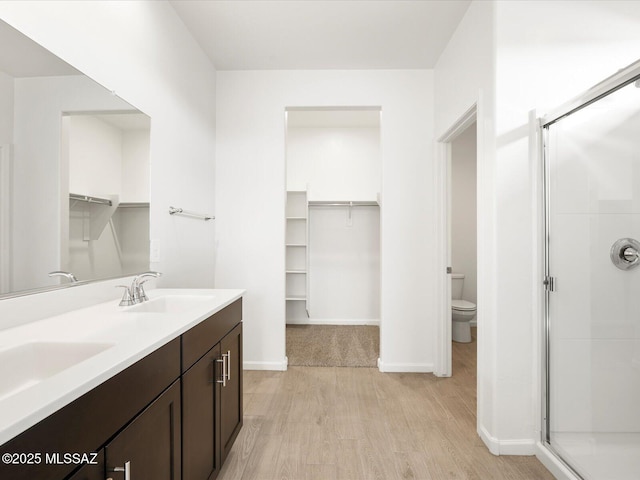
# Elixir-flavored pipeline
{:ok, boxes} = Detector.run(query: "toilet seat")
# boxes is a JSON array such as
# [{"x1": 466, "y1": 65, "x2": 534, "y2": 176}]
[{"x1": 452, "y1": 299, "x2": 476, "y2": 311}]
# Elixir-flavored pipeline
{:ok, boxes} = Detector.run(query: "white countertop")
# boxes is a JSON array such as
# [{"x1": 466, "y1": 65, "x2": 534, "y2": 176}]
[{"x1": 0, "y1": 288, "x2": 244, "y2": 446}]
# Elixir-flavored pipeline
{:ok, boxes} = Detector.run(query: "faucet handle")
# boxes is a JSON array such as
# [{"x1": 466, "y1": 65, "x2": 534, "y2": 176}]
[
  {"x1": 116, "y1": 285, "x2": 134, "y2": 307},
  {"x1": 137, "y1": 279, "x2": 153, "y2": 302},
  {"x1": 132, "y1": 272, "x2": 161, "y2": 303}
]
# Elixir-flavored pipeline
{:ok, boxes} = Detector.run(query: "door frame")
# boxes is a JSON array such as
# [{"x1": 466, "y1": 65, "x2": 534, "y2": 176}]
[
  {"x1": 0, "y1": 144, "x2": 11, "y2": 294},
  {"x1": 434, "y1": 104, "x2": 477, "y2": 377}
]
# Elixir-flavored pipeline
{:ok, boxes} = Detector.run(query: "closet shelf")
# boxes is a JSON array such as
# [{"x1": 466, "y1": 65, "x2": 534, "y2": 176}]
[{"x1": 286, "y1": 189, "x2": 308, "y2": 321}]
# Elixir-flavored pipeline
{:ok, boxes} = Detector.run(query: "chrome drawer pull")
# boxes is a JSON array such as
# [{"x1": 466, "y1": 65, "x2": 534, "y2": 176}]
[
  {"x1": 216, "y1": 354, "x2": 227, "y2": 387},
  {"x1": 110, "y1": 460, "x2": 131, "y2": 480}
]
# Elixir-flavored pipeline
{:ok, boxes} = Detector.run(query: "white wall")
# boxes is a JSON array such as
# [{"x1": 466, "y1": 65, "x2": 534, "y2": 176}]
[
  {"x1": 0, "y1": 0, "x2": 217, "y2": 299},
  {"x1": 307, "y1": 206, "x2": 380, "y2": 323},
  {"x1": 434, "y1": 0, "x2": 498, "y2": 453},
  {"x1": 436, "y1": 0, "x2": 640, "y2": 458},
  {"x1": 451, "y1": 122, "x2": 477, "y2": 306},
  {"x1": 492, "y1": 0, "x2": 640, "y2": 452},
  {"x1": 286, "y1": 126, "x2": 381, "y2": 201},
  {"x1": 121, "y1": 129, "x2": 150, "y2": 203},
  {"x1": 216, "y1": 70, "x2": 433, "y2": 371},
  {"x1": 68, "y1": 115, "x2": 123, "y2": 198}
]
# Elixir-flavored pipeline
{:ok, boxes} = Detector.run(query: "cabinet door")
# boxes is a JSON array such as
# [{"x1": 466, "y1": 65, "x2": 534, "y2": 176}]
[
  {"x1": 220, "y1": 323, "x2": 243, "y2": 463},
  {"x1": 66, "y1": 451, "x2": 104, "y2": 480},
  {"x1": 182, "y1": 343, "x2": 221, "y2": 480},
  {"x1": 105, "y1": 380, "x2": 181, "y2": 480}
]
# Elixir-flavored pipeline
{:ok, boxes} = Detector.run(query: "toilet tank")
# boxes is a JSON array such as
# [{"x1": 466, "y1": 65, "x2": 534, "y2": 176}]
[{"x1": 451, "y1": 273, "x2": 465, "y2": 300}]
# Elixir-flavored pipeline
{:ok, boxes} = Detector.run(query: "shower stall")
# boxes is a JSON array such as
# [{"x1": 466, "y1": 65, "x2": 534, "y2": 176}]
[{"x1": 542, "y1": 61, "x2": 640, "y2": 479}]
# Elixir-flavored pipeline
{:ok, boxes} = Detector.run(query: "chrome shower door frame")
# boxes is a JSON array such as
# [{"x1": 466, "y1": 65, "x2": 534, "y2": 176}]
[{"x1": 540, "y1": 58, "x2": 640, "y2": 480}]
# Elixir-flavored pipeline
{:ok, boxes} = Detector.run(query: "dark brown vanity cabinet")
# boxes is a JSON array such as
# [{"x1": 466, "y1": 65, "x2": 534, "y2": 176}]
[
  {"x1": 105, "y1": 380, "x2": 182, "y2": 480},
  {"x1": 182, "y1": 342, "x2": 222, "y2": 480},
  {"x1": 66, "y1": 452, "x2": 104, "y2": 480},
  {"x1": 182, "y1": 301, "x2": 243, "y2": 480},
  {"x1": 220, "y1": 323, "x2": 243, "y2": 464},
  {"x1": 0, "y1": 298, "x2": 243, "y2": 480}
]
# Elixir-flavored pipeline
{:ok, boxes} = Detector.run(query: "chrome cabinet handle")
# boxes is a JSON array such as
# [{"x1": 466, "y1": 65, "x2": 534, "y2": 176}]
[
  {"x1": 216, "y1": 354, "x2": 227, "y2": 387},
  {"x1": 216, "y1": 351, "x2": 231, "y2": 386},
  {"x1": 109, "y1": 460, "x2": 131, "y2": 480}
]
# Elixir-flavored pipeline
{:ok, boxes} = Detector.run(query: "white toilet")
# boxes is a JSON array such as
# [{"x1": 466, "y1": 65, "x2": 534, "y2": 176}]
[{"x1": 451, "y1": 273, "x2": 476, "y2": 343}]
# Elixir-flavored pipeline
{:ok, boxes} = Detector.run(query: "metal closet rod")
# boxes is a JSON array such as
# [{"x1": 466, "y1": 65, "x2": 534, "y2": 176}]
[
  {"x1": 308, "y1": 200, "x2": 379, "y2": 207},
  {"x1": 69, "y1": 193, "x2": 113, "y2": 206},
  {"x1": 169, "y1": 206, "x2": 215, "y2": 221}
]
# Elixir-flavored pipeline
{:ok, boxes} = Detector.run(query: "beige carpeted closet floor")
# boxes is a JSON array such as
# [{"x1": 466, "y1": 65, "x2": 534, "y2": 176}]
[{"x1": 286, "y1": 325, "x2": 379, "y2": 367}]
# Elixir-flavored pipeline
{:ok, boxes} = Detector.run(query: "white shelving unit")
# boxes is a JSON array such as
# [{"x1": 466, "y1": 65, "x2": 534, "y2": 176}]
[{"x1": 286, "y1": 190, "x2": 308, "y2": 322}]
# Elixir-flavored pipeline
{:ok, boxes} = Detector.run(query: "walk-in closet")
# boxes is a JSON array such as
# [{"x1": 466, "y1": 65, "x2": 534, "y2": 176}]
[{"x1": 285, "y1": 108, "x2": 381, "y2": 367}]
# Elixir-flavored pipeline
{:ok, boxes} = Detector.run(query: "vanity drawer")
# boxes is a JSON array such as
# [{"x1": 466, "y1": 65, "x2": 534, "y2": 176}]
[
  {"x1": 181, "y1": 298, "x2": 242, "y2": 373},
  {"x1": 0, "y1": 337, "x2": 180, "y2": 480}
]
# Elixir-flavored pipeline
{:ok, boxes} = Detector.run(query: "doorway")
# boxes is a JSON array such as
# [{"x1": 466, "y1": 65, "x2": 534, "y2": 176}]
[
  {"x1": 451, "y1": 121, "x2": 478, "y2": 354},
  {"x1": 284, "y1": 107, "x2": 381, "y2": 368},
  {"x1": 436, "y1": 105, "x2": 477, "y2": 377}
]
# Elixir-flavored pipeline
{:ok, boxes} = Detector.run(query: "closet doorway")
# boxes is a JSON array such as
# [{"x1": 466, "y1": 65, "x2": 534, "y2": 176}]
[{"x1": 284, "y1": 107, "x2": 381, "y2": 368}]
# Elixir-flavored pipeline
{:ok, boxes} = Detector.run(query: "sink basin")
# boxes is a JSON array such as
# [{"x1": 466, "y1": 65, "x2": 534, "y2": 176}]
[
  {"x1": 124, "y1": 295, "x2": 216, "y2": 314},
  {"x1": 0, "y1": 342, "x2": 113, "y2": 401}
]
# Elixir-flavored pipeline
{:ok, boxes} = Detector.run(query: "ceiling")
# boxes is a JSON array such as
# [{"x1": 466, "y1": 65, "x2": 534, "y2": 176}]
[
  {"x1": 90, "y1": 113, "x2": 151, "y2": 131},
  {"x1": 170, "y1": 0, "x2": 471, "y2": 70}
]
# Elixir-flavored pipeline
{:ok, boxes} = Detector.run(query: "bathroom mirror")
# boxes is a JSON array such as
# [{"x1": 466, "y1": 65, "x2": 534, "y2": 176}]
[{"x1": 0, "y1": 19, "x2": 151, "y2": 298}]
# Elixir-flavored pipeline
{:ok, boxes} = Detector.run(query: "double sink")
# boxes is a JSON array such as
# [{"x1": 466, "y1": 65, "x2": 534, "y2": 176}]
[{"x1": 0, "y1": 294, "x2": 216, "y2": 402}]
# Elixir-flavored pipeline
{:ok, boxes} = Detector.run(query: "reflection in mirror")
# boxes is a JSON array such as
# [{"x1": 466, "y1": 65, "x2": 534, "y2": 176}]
[
  {"x1": 63, "y1": 113, "x2": 150, "y2": 282},
  {"x1": 0, "y1": 20, "x2": 150, "y2": 298}
]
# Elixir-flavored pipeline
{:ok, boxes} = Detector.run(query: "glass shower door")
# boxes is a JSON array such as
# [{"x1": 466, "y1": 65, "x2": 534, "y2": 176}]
[{"x1": 544, "y1": 78, "x2": 640, "y2": 479}]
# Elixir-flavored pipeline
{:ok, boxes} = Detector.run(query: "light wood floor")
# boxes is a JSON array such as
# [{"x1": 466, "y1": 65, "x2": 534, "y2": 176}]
[{"x1": 219, "y1": 329, "x2": 554, "y2": 480}]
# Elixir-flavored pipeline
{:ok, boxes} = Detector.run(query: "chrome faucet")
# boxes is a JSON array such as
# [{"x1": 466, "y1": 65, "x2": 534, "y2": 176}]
[
  {"x1": 48, "y1": 271, "x2": 78, "y2": 283},
  {"x1": 117, "y1": 271, "x2": 162, "y2": 306},
  {"x1": 132, "y1": 271, "x2": 162, "y2": 303}
]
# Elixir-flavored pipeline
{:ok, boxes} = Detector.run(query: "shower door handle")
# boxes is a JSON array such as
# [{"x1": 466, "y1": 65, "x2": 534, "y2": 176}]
[
  {"x1": 622, "y1": 246, "x2": 638, "y2": 262},
  {"x1": 611, "y1": 238, "x2": 640, "y2": 270}
]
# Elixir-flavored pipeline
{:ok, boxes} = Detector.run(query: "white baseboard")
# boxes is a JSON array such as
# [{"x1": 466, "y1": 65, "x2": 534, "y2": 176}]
[
  {"x1": 535, "y1": 442, "x2": 581, "y2": 480},
  {"x1": 377, "y1": 358, "x2": 434, "y2": 373},
  {"x1": 286, "y1": 318, "x2": 380, "y2": 326},
  {"x1": 478, "y1": 425, "x2": 536, "y2": 456},
  {"x1": 243, "y1": 358, "x2": 288, "y2": 371}
]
